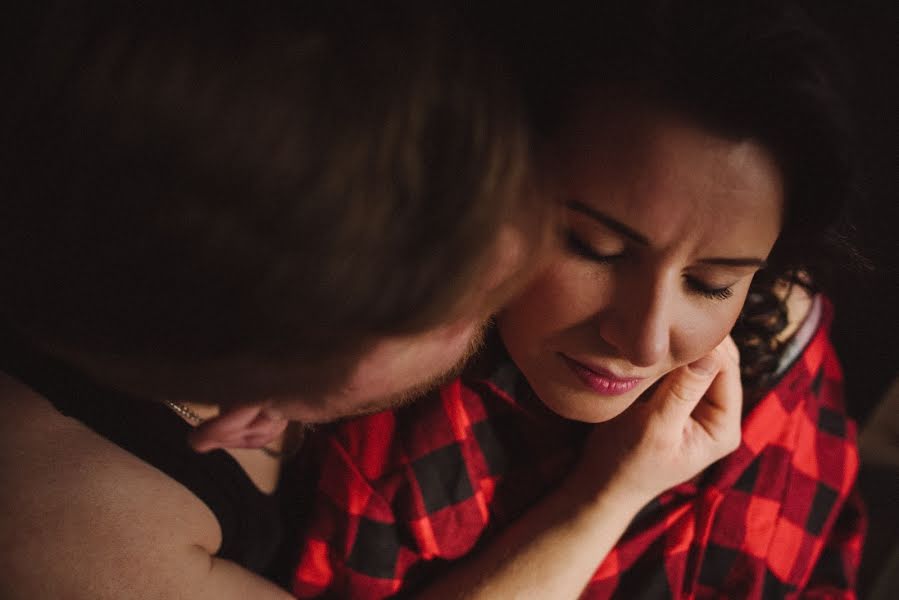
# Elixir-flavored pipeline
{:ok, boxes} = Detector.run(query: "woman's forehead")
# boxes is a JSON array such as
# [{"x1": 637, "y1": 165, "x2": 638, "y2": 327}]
[{"x1": 556, "y1": 106, "x2": 784, "y2": 255}]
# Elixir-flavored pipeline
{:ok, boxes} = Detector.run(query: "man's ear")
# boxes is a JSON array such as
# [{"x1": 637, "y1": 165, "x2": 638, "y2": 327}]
[{"x1": 187, "y1": 403, "x2": 288, "y2": 453}]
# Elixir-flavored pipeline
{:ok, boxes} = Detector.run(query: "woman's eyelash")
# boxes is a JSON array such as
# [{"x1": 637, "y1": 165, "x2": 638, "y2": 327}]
[
  {"x1": 565, "y1": 230, "x2": 735, "y2": 301},
  {"x1": 564, "y1": 231, "x2": 620, "y2": 263},
  {"x1": 686, "y1": 278, "x2": 734, "y2": 300}
]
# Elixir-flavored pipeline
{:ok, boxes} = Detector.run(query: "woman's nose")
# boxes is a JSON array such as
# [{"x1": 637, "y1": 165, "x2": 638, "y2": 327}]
[{"x1": 600, "y1": 279, "x2": 671, "y2": 367}]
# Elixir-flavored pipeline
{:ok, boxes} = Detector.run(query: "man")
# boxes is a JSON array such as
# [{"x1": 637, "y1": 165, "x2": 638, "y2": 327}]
[
  {"x1": 0, "y1": 2, "x2": 741, "y2": 598},
  {"x1": 0, "y1": 2, "x2": 544, "y2": 596}
]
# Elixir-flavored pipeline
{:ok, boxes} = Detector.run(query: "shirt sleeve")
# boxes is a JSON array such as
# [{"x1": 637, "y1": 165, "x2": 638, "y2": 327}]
[
  {"x1": 799, "y1": 485, "x2": 866, "y2": 599},
  {"x1": 793, "y1": 305, "x2": 867, "y2": 598}
]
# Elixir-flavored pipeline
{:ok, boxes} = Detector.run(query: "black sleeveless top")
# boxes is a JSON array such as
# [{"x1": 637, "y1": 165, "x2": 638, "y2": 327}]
[{"x1": 0, "y1": 326, "x2": 283, "y2": 574}]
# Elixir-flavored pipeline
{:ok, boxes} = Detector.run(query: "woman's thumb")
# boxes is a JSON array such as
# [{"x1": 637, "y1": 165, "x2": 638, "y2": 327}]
[{"x1": 648, "y1": 353, "x2": 721, "y2": 423}]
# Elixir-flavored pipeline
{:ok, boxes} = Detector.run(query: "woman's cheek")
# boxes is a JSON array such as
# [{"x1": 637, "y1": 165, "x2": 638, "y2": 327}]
[
  {"x1": 510, "y1": 261, "x2": 572, "y2": 313},
  {"x1": 500, "y1": 260, "x2": 609, "y2": 350},
  {"x1": 670, "y1": 294, "x2": 746, "y2": 368}
]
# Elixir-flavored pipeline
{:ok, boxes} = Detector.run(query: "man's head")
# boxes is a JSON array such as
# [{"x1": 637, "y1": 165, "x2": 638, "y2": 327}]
[{"x1": 0, "y1": 1, "x2": 549, "y2": 425}]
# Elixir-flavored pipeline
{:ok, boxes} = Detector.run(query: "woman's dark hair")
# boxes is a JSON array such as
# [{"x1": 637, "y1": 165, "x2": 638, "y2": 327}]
[
  {"x1": 500, "y1": 0, "x2": 859, "y2": 388},
  {"x1": 0, "y1": 1, "x2": 544, "y2": 392}
]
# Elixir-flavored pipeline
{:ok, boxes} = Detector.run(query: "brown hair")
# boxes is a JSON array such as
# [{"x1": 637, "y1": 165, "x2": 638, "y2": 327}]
[{"x1": 0, "y1": 1, "x2": 547, "y2": 391}]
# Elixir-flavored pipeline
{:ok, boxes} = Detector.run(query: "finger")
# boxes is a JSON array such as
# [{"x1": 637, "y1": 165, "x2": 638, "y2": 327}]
[
  {"x1": 647, "y1": 350, "x2": 722, "y2": 425},
  {"x1": 188, "y1": 404, "x2": 288, "y2": 453},
  {"x1": 693, "y1": 336, "x2": 740, "y2": 415},
  {"x1": 691, "y1": 337, "x2": 743, "y2": 445}
]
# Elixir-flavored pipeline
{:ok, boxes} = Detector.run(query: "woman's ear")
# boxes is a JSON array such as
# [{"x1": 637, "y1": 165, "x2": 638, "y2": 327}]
[{"x1": 187, "y1": 403, "x2": 288, "y2": 453}]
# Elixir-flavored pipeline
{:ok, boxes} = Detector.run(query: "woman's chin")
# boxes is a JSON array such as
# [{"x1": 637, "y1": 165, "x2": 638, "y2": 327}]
[{"x1": 537, "y1": 387, "x2": 638, "y2": 424}]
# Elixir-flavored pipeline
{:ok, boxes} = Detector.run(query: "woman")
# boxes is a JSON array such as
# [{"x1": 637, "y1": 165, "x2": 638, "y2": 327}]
[{"x1": 291, "y1": 1, "x2": 865, "y2": 597}]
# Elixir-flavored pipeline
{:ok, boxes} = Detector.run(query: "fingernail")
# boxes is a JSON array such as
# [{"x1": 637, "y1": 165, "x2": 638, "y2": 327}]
[{"x1": 688, "y1": 355, "x2": 718, "y2": 376}]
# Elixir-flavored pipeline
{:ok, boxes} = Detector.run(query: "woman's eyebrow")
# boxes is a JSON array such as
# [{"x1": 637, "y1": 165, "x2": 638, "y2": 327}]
[
  {"x1": 566, "y1": 199, "x2": 649, "y2": 245},
  {"x1": 567, "y1": 199, "x2": 768, "y2": 268},
  {"x1": 698, "y1": 257, "x2": 767, "y2": 268}
]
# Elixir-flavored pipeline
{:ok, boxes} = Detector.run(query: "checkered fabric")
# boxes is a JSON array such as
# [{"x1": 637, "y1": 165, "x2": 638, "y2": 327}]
[{"x1": 292, "y1": 298, "x2": 864, "y2": 598}]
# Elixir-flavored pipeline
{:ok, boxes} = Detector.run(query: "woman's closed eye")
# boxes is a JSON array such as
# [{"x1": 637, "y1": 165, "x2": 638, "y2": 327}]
[
  {"x1": 564, "y1": 230, "x2": 624, "y2": 264},
  {"x1": 565, "y1": 228, "x2": 738, "y2": 301},
  {"x1": 684, "y1": 276, "x2": 735, "y2": 301}
]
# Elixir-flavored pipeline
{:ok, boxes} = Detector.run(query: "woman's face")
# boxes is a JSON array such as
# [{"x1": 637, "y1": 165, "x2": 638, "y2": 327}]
[{"x1": 498, "y1": 104, "x2": 784, "y2": 423}]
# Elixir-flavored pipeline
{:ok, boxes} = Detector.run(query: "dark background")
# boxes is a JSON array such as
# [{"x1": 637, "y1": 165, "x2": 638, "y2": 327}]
[
  {"x1": 802, "y1": 1, "x2": 898, "y2": 594},
  {"x1": 802, "y1": 0, "x2": 898, "y2": 423}
]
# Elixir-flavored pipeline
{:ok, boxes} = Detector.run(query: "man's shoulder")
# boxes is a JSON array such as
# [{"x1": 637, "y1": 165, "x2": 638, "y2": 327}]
[{"x1": 0, "y1": 372, "x2": 222, "y2": 596}]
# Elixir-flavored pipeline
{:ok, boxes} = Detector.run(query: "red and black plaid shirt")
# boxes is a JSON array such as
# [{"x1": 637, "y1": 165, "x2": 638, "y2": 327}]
[{"x1": 292, "y1": 299, "x2": 865, "y2": 598}]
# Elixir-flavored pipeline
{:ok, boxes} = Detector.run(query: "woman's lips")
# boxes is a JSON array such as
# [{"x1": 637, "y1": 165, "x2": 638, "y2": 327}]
[{"x1": 559, "y1": 354, "x2": 644, "y2": 396}]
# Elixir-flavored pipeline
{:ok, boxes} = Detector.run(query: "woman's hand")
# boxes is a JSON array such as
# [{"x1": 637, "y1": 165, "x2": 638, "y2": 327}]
[
  {"x1": 418, "y1": 338, "x2": 741, "y2": 600},
  {"x1": 566, "y1": 336, "x2": 743, "y2": 507}
]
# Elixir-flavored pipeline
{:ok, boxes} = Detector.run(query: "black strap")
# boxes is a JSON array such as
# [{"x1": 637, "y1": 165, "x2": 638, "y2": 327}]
[{"x1": 0, "y1": 324, "x2": 282, "y2": 572}]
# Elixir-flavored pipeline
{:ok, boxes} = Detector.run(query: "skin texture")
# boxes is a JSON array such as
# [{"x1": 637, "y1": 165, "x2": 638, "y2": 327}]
[
  {"x1": 0, "y1": 372, "x2": 293, "y2": 600},
  {"x1": 499, "y1": 103, "x2": 784, "y2": 423}
]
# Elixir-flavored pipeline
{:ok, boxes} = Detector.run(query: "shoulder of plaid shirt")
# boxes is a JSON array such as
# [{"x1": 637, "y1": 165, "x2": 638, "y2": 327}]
[{"x1": 292, "y1": 291, "x2": 865, "y2": 599}]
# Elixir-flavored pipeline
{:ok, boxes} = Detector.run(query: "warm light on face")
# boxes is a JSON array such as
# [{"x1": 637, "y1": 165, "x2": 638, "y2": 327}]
[{"x1": 498, "y1": 104, "x2": 784, "y2": 423}]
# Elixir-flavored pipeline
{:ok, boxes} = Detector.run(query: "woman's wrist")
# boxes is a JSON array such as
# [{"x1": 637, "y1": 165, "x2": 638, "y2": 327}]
[{"x1": 559, "y1": 471, "x2": 650, "y2": 524}]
